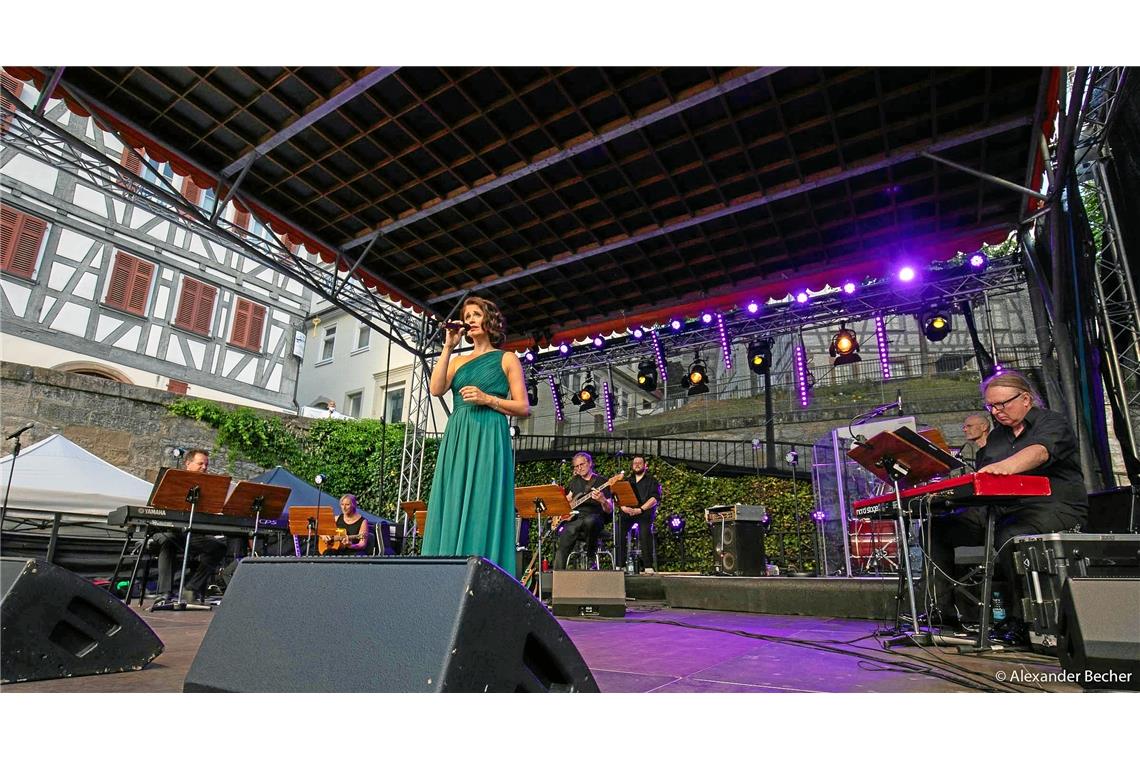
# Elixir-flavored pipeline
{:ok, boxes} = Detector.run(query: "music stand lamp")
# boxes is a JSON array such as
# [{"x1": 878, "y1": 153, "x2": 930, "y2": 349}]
[
  {"x1": 147, "y1": 468, "x2": 232, "y2": 611},
  {"x1": 514, "y1": 484, "x2": 573, "y2": 602},
  {"x1": 848, "y1": 426, "x2": 960, "y2": 645}
]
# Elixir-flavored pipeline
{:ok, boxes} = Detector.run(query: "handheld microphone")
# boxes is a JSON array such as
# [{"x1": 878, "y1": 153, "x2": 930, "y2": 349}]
[
  {"x1": 442, "y1": 321, "x2": 467, "y2": 332},
  {"x1": 6, "y1": 423, "x2": 34, "y2": 441}
]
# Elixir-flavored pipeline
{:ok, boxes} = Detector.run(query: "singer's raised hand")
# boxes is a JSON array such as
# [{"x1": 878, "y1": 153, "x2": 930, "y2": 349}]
[{"x1": 442, "y1": 323, "x2": 462, "y2": 351}]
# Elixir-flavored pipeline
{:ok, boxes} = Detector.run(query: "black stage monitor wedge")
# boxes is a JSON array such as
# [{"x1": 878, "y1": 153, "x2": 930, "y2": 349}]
[
  {"x1": 184, "y1": 556, "x2": 599, "y2": 693},
  {"x1": 1057, "y1": 577, "x2": 1140, "y2": 691},
  {"x1": 0, "y1": 558, "x2": 164, "y2": 684}
]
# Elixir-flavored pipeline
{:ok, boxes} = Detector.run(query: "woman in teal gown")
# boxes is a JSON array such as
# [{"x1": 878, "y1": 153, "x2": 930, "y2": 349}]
[{"x1": 421, "y1": 296, "x2": 529, "y2": 574}]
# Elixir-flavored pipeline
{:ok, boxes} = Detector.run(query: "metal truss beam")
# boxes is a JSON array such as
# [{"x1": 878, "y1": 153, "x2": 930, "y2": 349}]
[
  {"x1": 428, "y1": 115, "x2": 1033, "y2": 304},
  {"x1": 396, "y1": 315, "x2": 433, "y2": 536},
  {"x1": 223, "y1": 66, "x2": 400, "y2": 178},
  {"x1": 346, "y1": 67, "x2": 784, "y2": 250},
  {"x1": 1, "y1": 96, "x2": 427, "y2": 357},
  {"x1": 524, "y1": 260, "x2": 1028, "y2": 378}
]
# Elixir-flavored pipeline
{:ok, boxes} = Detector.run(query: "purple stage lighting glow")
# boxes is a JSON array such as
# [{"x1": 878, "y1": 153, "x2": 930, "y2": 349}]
[
  {"x1": 669, "y1": 318, "x2": 684, "y2": 332},
  {"x1": 603, "y1": 382, "x2": 614, "y2": 433},
  {"x1": 715, "y1": 313, "x2": 732, "y2": 372},
  {"x1": 558, "y1": 342, "x2": 570, "y2": 355},
  {"x1": 794, "y1": 341, "x2": 810, "y2": 407},
  {"x1": 795, "y1": 291, "x2": 809, "y2": 304},
  {"x1": 548, "y1": 376, "x2": 565, "y2": 422},
  {"x1": 649, "y1": 330, "x2": 668, "y2": 382},
  {"x1": 631, "y1": 326, "x2": 645, "y2": 340},
  {"x1": 898, "y1": 266, "x2": 916, "y2": 282},
  {"x1": 842, "y1": 282, "x2": 857, "y2": 295},
  {"x1": 592, "y1": 335, "x2": 605, "y2": 349},
  {"x1": 522, "y1": 347, "x2": 536, "y2": 363},
  {"x1": 875, "y1": 315, "x2": 891, "y2": 380},
  {"x1": 746, "y1": 301, "x2": 759, "y2": 315},
  {"x1": 811, "y1": 509, "x2": 827, "y2": 523},
  {"x1": 969, "y1": 252, "x2": 988, "y2": 269},
  {"x1": 700, "y1": 311, "x2": 714, "y2": 325}
]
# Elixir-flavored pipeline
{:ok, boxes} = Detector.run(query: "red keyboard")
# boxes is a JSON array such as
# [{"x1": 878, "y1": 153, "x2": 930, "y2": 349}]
[{"x1": 851, "y1": 472, "x2": 1052, "y2": 518}]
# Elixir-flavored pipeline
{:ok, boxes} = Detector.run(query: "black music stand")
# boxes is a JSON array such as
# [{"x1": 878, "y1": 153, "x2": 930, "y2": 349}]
[
  {"x1": 848, "y1": 427, "x2": 961, "y2": 645},
  {"x1": 610, "y1": 480, "x2": 642, "y2": 572},
  {"x1": 223, "y1": 481, "x2": 290, "y2": 558},
  {"x1": 146, "y1": 468, "x2": 231, "y2": 612},
  {"x1": 515, "y1": 485, "x2": 572, "y2": 602}
]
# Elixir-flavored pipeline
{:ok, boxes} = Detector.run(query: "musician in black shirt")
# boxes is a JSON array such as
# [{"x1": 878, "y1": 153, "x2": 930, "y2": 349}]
[
  {"x1": 927, "y1": 371, "x2": 1087, "y2": 642},
  {"x1": 554, "y1": 451, "x2": 614, "y2": 570},
  {"x1": 615, "y1": 456, "x2": 662, "y2": 572},
  {"x1": 150, "y1": 449, "x2": 227, "y2": 605}
]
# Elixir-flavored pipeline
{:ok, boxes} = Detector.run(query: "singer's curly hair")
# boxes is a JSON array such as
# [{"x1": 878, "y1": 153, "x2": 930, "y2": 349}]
[{"x1": 461, "y1": 296, "x2": 506, "y2": 347}]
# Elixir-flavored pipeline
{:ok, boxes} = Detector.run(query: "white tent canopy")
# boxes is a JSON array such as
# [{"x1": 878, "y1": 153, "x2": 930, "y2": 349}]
[{"x1": 0, "y1": 434, "x2": 152, "y2": 517}]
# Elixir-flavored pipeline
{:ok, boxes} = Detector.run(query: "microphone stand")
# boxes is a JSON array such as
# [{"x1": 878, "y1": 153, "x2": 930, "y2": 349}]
[
  {"x1": 533, "y1": 497, "x2": 547, "y2": 604},
  {"x1": 306, "y1": 517, "x2": 317, "y2": 556},
  {"x1": 249, "y1": 494, "x2": 265, "y2": 558},
  {"x1": 156, "y1": 485, "x2": 210, "y2": 611},
  {"x1": 1, "y1": 424, "x2": 35, "y2": 528}
]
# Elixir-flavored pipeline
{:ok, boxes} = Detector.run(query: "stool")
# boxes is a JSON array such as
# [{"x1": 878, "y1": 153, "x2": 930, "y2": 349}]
[{"x1": 566, "y1": 528, "x2": 616, "y2": 570}]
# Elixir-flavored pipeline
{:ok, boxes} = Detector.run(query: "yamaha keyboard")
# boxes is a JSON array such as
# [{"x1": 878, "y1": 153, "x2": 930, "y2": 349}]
[
  {"x1": 107, "y1": 505, "x2": 288, "y2": 535},
  {"x1": 851, "y1": 472, "x2": 1052, "y2": 518}
]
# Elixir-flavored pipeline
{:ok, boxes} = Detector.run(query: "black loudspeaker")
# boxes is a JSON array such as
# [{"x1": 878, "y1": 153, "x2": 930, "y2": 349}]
[
  {"x1": 552, "y1": 570, "x2": 626, "y2": 617},
  {"x1": 184, "y1": 556, "x2": 598, "y2": 692},
  {"x1": 1057, "y1": 578, "x2": 1140, "y2": 691},
  {"x1": 0, "y1": 557, "x2": 164, "y2": 684},
  {"x1": 713, "y1": 521, "x2": 766, "y2": 577}
]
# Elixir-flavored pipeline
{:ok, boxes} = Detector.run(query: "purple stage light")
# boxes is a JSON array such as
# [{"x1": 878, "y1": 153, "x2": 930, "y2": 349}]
[
  {"x1": 603, "y1": 382, "x2": 614, "y2": 433},
  {"x1": 794, "y1": 341, "x2": 810, "y2": 407},
  {"x1": 700, "y1": 311, "x2": 714, "y2": 325},
  {"x1": 669, "y1": 318, "x2": 684, "y2": 332},
  {"x1": 795, "y1": 292, "x2": 809, "y2": 304},
  {"x1": 968, "y1": 252, "x2": 988, "y2": 269},
  {"x1": 592, "y1": 335, "x2": 605, "y2": 349},
  {"x1": 631, "y1": 326, "x2": 645, "y2": 340},
  {"x1": 522, "y1": 347, "x2": 536, "y2": 363},
  {"x1": 715, "y1": 313, "x2": 732, "y2": 372},
  {"x1": 746, "y1": 301, "x2": 759, "y2": 315},
  {"x1": 898, "y1": 266, "x2": 916, "y2": 283},
  {"x1": 875, "y1": 315, "x2": 891, "y2": 380},
  {"x1": 548, "y1": 376, "x2": 565, "y2": 422},
  {"x1": 842, "y1": 282, "x2": 857, "y2": 295},
  {"x1": 649, "y1": 330, "x2": 668, "y2": 382},
  {"x1": 811, "y1": 509, "x2": 827, "y2": 523},
  {"x1": 558, "y1": 342, "x2": 570, "y2": 355}
]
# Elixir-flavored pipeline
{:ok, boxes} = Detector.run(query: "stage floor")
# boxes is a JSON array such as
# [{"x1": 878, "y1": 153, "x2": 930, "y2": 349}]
[{"x1": 1, "y1": 602, "x2": 1080, "y2": 693}]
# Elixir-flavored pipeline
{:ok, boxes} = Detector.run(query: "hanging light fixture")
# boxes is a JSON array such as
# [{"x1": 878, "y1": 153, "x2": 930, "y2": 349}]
[{"x1": 829, "y1": 322, "x2": 861, "y2": 366}]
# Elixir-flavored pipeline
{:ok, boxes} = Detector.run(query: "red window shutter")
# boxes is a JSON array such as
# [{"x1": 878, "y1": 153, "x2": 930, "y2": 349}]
[
  {"x1": 104, "y1": 251, "x2": 154, "y2": 316},
  {"x1": 167, "y1": 379, "x2": 188, "y2": 395},
  {"x1": 1, "y1": 207, "x2": 47, "y2": 279},
  {"x1": 233, "y1": 209, "x2": 250, "y2": 230},
  {"x1": 174, "y1": 278, "x2": 200, "y2": 330},
  {"x1": 193, "y1": 282, "x2": 216, "y2": 335},
  {"x1": 230, "y1": 298, "x2": 251, "y2": 347},
  {"x1": 120, "y1": 147, "x2": 143, "y2": 177},
  {"x1": 1, "y1": 72, "x2": 25, "y2": 134},
  {"x1": 246, "y1": 302, "x2": 266, "y2": 351},
  {"x1": 180, "y1": 176, "x2": 203, "y2": 205}
]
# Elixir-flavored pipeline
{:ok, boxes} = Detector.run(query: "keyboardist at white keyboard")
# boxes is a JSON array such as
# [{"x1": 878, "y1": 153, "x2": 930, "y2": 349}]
[{"x1": 926, "y1": 370, "x2": 1088, "y2": 645}]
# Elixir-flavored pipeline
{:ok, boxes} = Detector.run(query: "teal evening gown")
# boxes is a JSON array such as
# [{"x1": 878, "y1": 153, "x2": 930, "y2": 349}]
[{"x1": 421, "y1": 350, "x2": 517, "y2": 574}]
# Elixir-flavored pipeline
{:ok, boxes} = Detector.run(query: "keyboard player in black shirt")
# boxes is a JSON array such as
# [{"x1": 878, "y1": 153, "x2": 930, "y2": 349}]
[
  {"x1": 149, "y1": 449, "x2": 227, "y2": 606},
  {"x1": 927, "y1": 371, "x2": 1087, "y2": 644}
]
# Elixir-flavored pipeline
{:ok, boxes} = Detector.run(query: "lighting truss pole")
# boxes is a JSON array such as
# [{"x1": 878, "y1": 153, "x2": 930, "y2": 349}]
[{"x1": 397, "y1": 314, "x2": 434, "y2": 527}]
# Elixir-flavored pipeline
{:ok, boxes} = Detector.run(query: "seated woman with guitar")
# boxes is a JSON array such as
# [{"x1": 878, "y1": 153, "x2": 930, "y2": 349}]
[
  {"x1": 321, "y1": 494, "x2": 370, "y2": 556},
  {"x1": 553, "y1": 452, "x2": 622, "y2": 570}
]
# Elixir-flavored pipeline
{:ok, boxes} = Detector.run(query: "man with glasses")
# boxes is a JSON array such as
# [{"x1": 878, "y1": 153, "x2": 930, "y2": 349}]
[
  {"x1": 554, "y1": 452, "x2": 614, "y2": 570},
  {"x1": 926, "y1": 370, "x2": 1087, "y2": 644}
]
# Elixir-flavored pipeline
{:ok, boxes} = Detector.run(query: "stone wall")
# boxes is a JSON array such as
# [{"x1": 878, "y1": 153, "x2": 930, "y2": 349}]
[{"x1": 0, "y1": 362, "x2": 303, "y2": 482}]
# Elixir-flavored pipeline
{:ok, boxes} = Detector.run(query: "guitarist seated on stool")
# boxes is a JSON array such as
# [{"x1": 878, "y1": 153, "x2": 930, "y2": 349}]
[
  {"x1": 321, "y1": 494, "x2": 370, "y2": 556},
  {"x1": 554, "y1": 452, "x2": 614, "y2": 570}
]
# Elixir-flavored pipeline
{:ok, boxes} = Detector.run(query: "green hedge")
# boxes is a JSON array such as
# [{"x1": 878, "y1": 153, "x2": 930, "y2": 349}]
[{"x1": 169, "y1": 399, "x2": 814, "y2": 572}]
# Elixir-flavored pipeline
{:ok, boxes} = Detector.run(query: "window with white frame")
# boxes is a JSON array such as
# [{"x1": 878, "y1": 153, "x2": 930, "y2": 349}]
[
  {"x1": 320, "y1": 325, "x2": 336, "y2": 363},
  {"x1": 384, "y1": 386, "x2": 405, "y2": 424},
  {"x1": 346, "y1": 391, "x2": 363, "y2": 418},
  {"x1": 355, "y1": 323, "x2": 370, "y2": 351}
]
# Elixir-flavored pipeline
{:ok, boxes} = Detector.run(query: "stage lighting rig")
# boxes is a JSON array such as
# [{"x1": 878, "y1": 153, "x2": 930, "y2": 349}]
[
  {"x1": 681, "y1": 354, "x2": 709, "y2": 396},
  {"x1": 637, "y1": 360, "x2": 658, "y2": 392},
  {"x1": 920, "y1": 308, "x2": 953, "y2": 342},
  {"x1": 747, "y1": 339, "x2": 772, "y2": 376},
  {"x1": 829, "y1": 322, "x2": 861, "y2": 366},
  {"x1": 572, "y1": 373, "x2": 597, "y2": 412}
]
